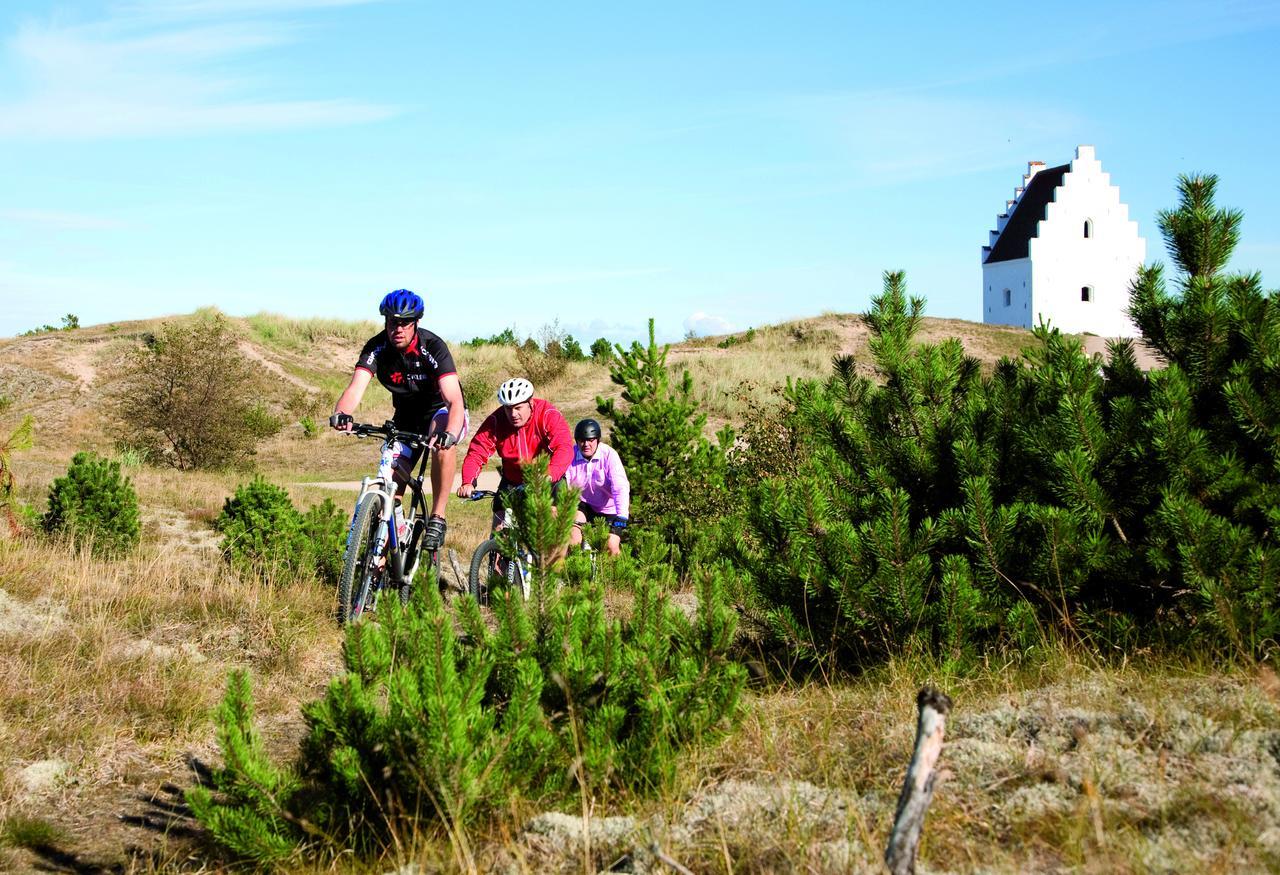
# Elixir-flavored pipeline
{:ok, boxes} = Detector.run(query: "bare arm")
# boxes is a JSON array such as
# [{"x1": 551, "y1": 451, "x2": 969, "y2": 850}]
[
  {"x1": 439, "y1": 373, "x2": 466, "y2": 437},
  {"x1": 332, "y1": 368, "x2": 373, "y2": 430}
]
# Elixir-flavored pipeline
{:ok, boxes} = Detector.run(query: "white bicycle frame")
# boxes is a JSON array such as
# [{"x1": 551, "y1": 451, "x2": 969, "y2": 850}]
[{"x1": 349, "y1": 438, "x2": 423, "y2": 586}]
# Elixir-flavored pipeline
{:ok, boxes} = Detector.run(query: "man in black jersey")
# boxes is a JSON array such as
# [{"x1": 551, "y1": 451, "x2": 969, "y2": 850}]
[{"x1": 330, "y1": 289, "x2": 467, "y2": 550}]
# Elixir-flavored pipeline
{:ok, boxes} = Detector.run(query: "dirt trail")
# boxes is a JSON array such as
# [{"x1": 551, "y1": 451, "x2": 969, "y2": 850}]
[
  {"x1": 237, "y1": 341, "x2": 317, "y2": 391},
  {"x1": 300, "y1": 470, "x2": 502, "y2": 492}
]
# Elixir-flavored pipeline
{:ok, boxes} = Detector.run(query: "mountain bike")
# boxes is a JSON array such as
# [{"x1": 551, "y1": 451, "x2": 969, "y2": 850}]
[
  {"x1": 465, "y1": 489, "x2": 534, "y2": 605},
  {"x1": 337, "y1": 420, "x2": 443, "y2": 624}
]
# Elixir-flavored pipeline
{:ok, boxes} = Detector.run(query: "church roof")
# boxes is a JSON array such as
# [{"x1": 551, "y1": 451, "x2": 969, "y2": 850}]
[{"x1": 984, "y1": 163, "x2": 1069, "y2": 263}]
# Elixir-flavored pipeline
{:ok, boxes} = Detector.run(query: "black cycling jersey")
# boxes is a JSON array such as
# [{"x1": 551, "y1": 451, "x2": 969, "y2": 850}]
[{"x1": 355, "y1": 328, "x2": 457, "y2": 427}]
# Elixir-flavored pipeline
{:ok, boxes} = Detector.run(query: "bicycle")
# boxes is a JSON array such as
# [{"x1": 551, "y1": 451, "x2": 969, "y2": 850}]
[
  {"x1": 464, "y1": 489, "x2": 534, "y2": 605},
  {"x1": 336, "y1": 420, "x2": 443, "y2": 624}
]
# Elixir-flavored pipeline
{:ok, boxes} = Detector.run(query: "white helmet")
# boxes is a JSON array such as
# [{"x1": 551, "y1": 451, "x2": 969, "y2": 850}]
[{"x1": 497, "y1": 377, "x2": 534, "y2": 406}]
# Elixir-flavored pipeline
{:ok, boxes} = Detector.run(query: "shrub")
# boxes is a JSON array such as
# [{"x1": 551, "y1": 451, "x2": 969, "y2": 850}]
[
  {"x1": 562, "y1": 334, "x2": 586, "y2": 361},
  {"x1": 1126, "y1": 174, "x2": 1280, "y2": 655},
  {"x1": 590, "y1": 337, "x2": 613, "y2": 362},
  {"x1": 717, "y1": 327, "x2": 756, "y2": 349},
  {"x1": 189, "y1": 463, "x2": 745, "y2": 866},
  {"x1": 215, "y1": 478, "x2": 303, "y2": 576},
  {"x1": 1, "y1": 416, "x2": 34, "y2": 535},
  {"x1": 465, "y1": 326, "x2": 519, "y2": 347},
  {"x1": 116, "y1": 314, "x2": 272, "y2": 470},
  {"x1": 302, "y1": 498, "x2": 346, "y2": 585},
  {"x1": 515, "y1": 338, "x2": 568, "y2": 386},
  {"x1": 729, "y1": 177, "x2": 1280, "y2": 666},
  {"x1": 42, "y1": 451, "x2": 140, "y2": 558},
  {"x1": 597, "y1": 319, "x2": 732, "y2": 571},
  {"x1": 215, "y1": 479, "x2": 346, "y2": 583},
  {"x1": 460, "y1": 369, "x2": 499, "y2": 410}
]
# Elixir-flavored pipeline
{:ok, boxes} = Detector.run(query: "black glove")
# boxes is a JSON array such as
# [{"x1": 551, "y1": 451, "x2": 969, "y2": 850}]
[
  {"x1": 610, "y1": 516, "x2": 628, "y2": 530},
  {"x1": 329, "y1": 412, "x2": 353, "y2": 429},
  {"x1": 431, "y1": 429, "x2": 458, "y2": 450}
]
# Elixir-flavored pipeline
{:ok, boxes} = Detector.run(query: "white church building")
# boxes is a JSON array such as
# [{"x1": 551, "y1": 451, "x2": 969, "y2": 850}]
[{"x1": 982, "y1": 145, "x2": 1146, "y2": 337}]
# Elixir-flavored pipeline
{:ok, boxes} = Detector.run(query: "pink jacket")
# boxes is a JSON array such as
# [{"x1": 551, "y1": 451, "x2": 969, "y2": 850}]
[{"x1": 565, "y1": 443, "x2": 630, "y2": 517}]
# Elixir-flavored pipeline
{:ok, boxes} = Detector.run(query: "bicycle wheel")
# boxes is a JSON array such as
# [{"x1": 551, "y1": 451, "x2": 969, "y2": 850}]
[
  {"x1": 468, "y1": 539, "x2": 506, "y2": 605},
  {"x1": 337, "y1": 491, "x2": 384, "y2": 625}
]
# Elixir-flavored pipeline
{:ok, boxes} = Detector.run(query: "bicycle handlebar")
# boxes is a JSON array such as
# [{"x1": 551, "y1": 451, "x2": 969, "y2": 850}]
[
  {"x1": 345, "y1": 420, "x2": 433, "y2": 448},
  {"x1": 463, "y1": 485, "x2": 526, "y2": 501}
]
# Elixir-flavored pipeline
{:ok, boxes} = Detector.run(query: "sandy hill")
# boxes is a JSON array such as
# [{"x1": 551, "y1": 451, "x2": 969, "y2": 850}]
[{"x1": 0, "y1": 308, "x2": 1045, "y2": 459}]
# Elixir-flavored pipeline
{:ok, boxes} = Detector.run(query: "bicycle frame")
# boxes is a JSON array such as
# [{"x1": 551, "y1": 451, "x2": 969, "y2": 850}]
[{"x1": 347, "y1": 422, "x2": 438, "y2": 585}]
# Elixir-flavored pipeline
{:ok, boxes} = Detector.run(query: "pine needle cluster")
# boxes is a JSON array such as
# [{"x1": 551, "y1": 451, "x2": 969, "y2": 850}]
[{"x1": 189, "y1": 463, "x2": 745, "y2": 867}]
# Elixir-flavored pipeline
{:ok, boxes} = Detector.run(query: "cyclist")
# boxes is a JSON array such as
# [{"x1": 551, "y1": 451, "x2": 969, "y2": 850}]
[
  {"x1": 565, "y1": 418, "x2": 630, "y2": 556},
  {"x1": 330, "y1": 289, "x2": 467, "y2": 550},
  {"x1": 457, "y1": 377, "x2": 574, "y2": 530}
]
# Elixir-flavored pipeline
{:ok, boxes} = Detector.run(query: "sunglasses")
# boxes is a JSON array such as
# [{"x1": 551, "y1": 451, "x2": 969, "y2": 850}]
[{"x1": 387, "y1": 317, "x2": 416, "y2": 328}]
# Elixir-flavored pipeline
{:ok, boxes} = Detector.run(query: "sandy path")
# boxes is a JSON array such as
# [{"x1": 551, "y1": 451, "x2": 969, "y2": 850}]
[{"x1": 301, "y1": 470, "x2": 502, "y2": 492}]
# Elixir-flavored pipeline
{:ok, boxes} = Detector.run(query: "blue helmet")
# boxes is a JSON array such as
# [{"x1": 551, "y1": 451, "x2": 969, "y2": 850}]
[{"x1": 379, "y1": 289, "x2": 424, "y2": 320}]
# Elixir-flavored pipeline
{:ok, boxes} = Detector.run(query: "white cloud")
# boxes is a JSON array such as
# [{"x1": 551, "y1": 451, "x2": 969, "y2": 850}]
[
  {"x1": 0, "y1": 3, "x2": 395, "y2": 140},
  {"x1": 683, "y1": 311, "x2": 733, "y2": 337}
]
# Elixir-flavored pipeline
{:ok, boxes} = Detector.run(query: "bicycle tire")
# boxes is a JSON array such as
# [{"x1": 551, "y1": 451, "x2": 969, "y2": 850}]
[
  {"x1": 337, "y1": 491, "x2": 384, "y2": 625},
  {"x1": 468, "y1": 539, "x2": 505, "y2": 605}
]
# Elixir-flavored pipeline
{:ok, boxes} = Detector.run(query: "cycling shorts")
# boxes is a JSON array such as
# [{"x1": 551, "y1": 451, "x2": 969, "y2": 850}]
[
  {"x1": 384, "y1": 407, "x2": 470, "y2": 484},
  {"x1": 576, "y1": 501, "x2": 620, "y2": 528}
]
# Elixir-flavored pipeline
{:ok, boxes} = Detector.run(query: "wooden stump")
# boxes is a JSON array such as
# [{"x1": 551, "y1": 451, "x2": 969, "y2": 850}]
[{"x1": 884, "y1": 686, "x2": 952, "y2": 875}]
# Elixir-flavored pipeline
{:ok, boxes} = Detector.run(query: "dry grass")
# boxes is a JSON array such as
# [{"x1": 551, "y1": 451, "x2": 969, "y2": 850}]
[
  {"x1": 243, "y1": 311, "x2": 380, "y2": 354},
  {"x1": 438, "y1": 652, "x2": 1280, "y2": 874},
  {"x1": 7, "y1": 308, "x2": 1237, "y2": 873}
]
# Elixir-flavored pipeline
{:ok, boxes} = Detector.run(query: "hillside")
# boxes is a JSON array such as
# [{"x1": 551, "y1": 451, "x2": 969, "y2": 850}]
[
  {"x1": 6, "y1": 311, "x2": 1268, "y2": 875},
  {"x1": 0, "y1": 308, "x2": 1040, "y2": 468}
]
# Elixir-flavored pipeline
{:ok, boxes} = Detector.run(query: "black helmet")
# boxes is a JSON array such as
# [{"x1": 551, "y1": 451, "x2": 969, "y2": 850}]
[{"x1": 574, "y1": 418, "x2": 602, "y2": 441}]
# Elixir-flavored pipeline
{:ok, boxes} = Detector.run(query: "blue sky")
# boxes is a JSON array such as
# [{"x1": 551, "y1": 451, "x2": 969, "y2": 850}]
[{"x1": 2, "y1": 0, "x2": 1279, "y2": 344}]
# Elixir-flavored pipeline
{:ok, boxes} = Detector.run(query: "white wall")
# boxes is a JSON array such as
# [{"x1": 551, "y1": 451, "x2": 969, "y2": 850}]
[
  {"x1": 982, "y1": 258, "x2": 1033, "y2": 329},
  {"x1": 1027, "y1": 145, "x2": 1146, "y2": 337}
]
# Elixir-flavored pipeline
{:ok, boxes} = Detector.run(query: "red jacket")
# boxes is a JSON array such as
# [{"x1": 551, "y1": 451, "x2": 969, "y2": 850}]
[{"x1": 460, "y1": 398, "x2": 575, "y2": 485}]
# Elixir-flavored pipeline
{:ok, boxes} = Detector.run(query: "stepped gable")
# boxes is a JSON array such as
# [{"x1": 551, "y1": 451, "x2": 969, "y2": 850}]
[{"x1": 984, "y1": 163, "x2": 1069, "y2": 263}]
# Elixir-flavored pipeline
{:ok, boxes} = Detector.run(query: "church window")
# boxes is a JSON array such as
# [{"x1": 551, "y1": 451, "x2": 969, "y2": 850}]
[
  {"x1": 1003, "y1": 288, "x2": 1012, "y2": 307},
  {"x1": 1081, "y1": 286, "x2": 1093, "y2": 302},
  {"x1": 1084, "y1": 219, "x2": 1093, "y2": 238}
]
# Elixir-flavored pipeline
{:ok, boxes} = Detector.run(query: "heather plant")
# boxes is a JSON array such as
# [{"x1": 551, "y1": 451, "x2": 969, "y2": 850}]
[
  {"x1": 189, "y1": 463, "x2": 745, "y2": 867},
  {"x1": 42, "y1": 451, "x2": 141, "y2": 558}
]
